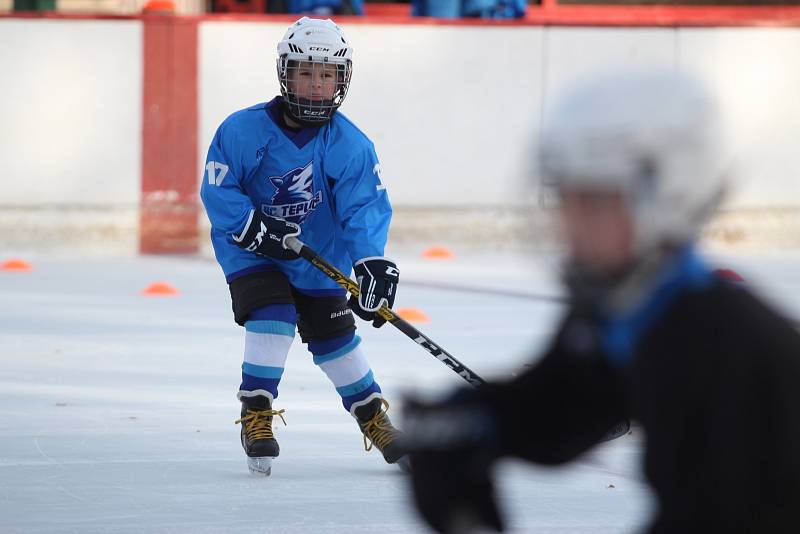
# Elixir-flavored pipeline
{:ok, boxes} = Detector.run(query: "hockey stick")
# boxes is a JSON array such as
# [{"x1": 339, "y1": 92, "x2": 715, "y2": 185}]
[
  {"x1": 284, "y1": 236, "x2": 629, "y2": 442},
  {"x1": 284, "y1": 236, "x2": 486, "y2": 388}
]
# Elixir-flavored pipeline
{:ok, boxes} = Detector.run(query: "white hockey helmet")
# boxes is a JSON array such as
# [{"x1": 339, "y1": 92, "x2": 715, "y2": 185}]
[
  {"x1": 539, "y1": 69, "x2": 729, "y2": 257},
  {"x1": 276, "y1": 17, "x2": 353, "y2": 126}
]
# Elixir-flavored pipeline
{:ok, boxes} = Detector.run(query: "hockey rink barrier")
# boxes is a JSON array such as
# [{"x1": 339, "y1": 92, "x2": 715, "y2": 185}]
[{"x1": 2, "y1": 9, "x2": 800, "y2": 253}]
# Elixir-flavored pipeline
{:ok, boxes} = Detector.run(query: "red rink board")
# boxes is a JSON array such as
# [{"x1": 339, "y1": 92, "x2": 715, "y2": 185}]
[{"x1": 140, "y1": 15, "x2": 199, "y2": 254}]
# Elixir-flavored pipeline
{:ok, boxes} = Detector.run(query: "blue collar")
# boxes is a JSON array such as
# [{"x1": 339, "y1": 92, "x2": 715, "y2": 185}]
[{"x1": 601, "y1": 246, "x2": 713, "y2": 367}]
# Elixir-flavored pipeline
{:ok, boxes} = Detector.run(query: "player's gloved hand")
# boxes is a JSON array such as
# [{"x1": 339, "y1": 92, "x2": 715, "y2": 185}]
[
  {"x1": 348, "y1": 257, "x2": 399, "y2": 328},
  {"x1": 233, "y1": 210, "x2": 300, "y2": 260},
  {"x1": 401, "y1": 391, "x2": 504, "y2": 533}
]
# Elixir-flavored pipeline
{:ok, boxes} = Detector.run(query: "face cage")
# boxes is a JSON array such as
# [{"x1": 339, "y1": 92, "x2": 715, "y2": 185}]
[{"x1": 277, "y1": 57, "x2": 352, "y2": 125}]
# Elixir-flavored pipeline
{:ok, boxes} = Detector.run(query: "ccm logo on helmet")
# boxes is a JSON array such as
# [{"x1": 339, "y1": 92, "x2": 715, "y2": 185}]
[{"x1": 309, "y1": 46, "x2": 330, "y2": 52}]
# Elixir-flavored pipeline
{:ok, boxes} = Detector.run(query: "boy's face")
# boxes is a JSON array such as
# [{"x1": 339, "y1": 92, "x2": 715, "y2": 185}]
[
  {"x1": 558, "y1": 188, "x2": 635, "y2": 275},
  {"x1": 286, "y1": 61, "x2": 339, "y2": 101}
]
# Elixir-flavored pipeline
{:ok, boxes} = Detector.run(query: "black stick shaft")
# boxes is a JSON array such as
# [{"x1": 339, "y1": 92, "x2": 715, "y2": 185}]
[
  {"x1": 283, "y1": 237, "x2": 633, "y2": 442},
  {"x1": 285, "y1": 237, "x2": 486, "y2": 387}
]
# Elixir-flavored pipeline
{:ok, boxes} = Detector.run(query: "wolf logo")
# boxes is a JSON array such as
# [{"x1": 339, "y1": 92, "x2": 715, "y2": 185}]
[{"x1": 263, "y1": 162, "x2": 323, "y2": 224}]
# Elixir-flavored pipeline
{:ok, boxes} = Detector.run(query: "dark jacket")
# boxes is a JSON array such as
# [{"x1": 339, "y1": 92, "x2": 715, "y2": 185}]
[{"x1": 478, "y1": 263, "x2": 800, "y2": 533}]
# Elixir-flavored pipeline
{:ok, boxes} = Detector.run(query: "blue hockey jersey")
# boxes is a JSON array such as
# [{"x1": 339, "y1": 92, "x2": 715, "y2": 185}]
[{"x1": 200, "y1": 98, "x2": 392, "y2": 294}]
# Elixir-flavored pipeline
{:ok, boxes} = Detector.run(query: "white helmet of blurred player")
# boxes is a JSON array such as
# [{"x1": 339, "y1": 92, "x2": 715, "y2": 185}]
[
  {"x1": 539, "y1": 69, "x2": 728, "y2": 259},
  {"x1": 276, "y1": 17, "x2": 353, "y2": 126}
]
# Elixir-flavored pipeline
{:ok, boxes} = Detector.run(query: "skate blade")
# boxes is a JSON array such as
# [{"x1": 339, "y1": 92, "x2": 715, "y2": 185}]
[{"x1": 247, "y1": 456, "x2": 274, "y2": 476}]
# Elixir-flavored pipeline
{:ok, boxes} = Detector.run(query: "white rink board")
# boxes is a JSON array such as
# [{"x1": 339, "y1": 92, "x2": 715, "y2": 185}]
[
  {"x1": 199, "y1": 22, "x2": 545, "y2": 206},
  {"x1": 0, "y1": 18, "x2": 142, "y2": 206},
  {"x1": 677, "y1": 28, "x2": 800, "y2": 209},
  {"x1": 199, "y1": 22, "x2": 800, "y2": 209},
  {"x1": 0, "y1": 18, "x2": 798, "y2": 249}
]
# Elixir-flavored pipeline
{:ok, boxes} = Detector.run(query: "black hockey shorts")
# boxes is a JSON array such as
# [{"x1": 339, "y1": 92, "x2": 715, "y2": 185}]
[{"x1": 228, "y1": 270, "x2": 355, "y2": 343}]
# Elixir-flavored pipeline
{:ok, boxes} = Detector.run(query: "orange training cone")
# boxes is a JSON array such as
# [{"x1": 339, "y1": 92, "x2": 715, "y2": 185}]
[
  {"x1": 142, "y1": 0, "x2": 176, "y2": 13},
  {"x1": 396, "y1": 307, "x2": 431, "y2": 323},
  {"x1": 141, "y1": 282, "x2": 179, "y2": 296},
  {"x1": 1, "y1": 258, "x2": 33, "y2": 272},
  {"x1": 422, "y1": 246, "x2": 455, "y2": 260}
]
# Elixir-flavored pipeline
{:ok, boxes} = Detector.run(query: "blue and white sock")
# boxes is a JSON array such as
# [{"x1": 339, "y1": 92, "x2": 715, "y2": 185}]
[
  {"x1": 309, "y1": 332, "x2": 381, "y2": 412},
  {"x1": 238, "y1": 304, "x2": 296, "y2": 400}
]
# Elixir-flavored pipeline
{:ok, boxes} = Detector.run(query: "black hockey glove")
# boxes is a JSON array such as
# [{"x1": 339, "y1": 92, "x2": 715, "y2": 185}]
[
  {"x1": 233, "y1": 210, "x2": 300, "y2": 261},
  {"x1": 402, "y1": 391, "x2": 504, "y2": 533},
  {"x1": 348, "y1": 257, "x2": 399, "y2": 328}
]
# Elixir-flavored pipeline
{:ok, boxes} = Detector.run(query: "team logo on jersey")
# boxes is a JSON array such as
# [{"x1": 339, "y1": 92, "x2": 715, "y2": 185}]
[{"x1": 262, "y1": 162, "x2": 322, "y2": 224}]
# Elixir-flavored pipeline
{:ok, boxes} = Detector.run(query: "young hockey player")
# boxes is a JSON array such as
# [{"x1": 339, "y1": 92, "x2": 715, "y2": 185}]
[
  {"x1": 200, "y1": 17, "x2": 406, "y2": 476},
  {"x1": 403, "y1": 70, "x2": 800, "y2": 532}
]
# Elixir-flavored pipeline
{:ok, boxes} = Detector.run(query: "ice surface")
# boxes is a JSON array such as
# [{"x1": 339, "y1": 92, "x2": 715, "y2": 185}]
[{"x1": 2, "y1": 247, "x2": 798, "y2": 533}]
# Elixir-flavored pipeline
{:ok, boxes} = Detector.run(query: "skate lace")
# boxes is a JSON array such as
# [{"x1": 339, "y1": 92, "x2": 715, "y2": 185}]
[
  {"x1": 235, "y1": 409, "x2": 287, "y2": 441},
  {"x1": 360, "y1": 399, "x2": 399, "y2": 453}
]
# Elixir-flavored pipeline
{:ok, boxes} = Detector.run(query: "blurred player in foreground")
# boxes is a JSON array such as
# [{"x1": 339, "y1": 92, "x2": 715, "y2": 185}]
[
  {"x1": 403, "y1": 70, "x2": 800, "y2": 532},
  {"x1": 201, "y1": 17, "x2": 406, "y2": 476}
]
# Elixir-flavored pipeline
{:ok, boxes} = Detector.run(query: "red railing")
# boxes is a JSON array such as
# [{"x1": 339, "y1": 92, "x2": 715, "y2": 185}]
[
  {"x1": 362, "y1": 1, "x2": 800, "y2": 26},
  {"x1": 4, "y1": 3, "x2": 800, "y2": 26}
]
